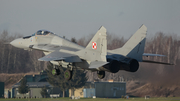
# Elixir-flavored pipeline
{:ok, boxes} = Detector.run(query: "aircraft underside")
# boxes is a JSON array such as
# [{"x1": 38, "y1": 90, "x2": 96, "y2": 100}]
[{"x1": 50, "y1": 57, "x2": 139, "y2": 80}]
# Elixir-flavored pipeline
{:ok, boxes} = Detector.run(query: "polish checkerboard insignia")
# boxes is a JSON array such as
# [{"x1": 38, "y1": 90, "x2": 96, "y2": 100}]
[{"x1": 92, "y1": 42, "x2": 97, "y2": 49}]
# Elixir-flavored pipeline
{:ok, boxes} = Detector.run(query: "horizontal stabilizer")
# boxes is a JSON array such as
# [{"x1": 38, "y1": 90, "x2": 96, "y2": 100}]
[
  {"x1": 38, "y1": 51, "x2": 82, "y2": 62},
  {"x1": 142, "y1": 60, "x2": 173, "y2": 65},
  {"x1": 143, "y1": 53, "x2": 166, "y2": 57},
  {"x1": 89, "y1": 61, "x2": 108, "y2": 69}
]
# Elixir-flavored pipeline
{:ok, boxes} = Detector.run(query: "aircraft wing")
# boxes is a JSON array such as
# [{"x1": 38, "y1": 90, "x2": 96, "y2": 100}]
[
  {"x1": 143, "y1": 53, "x2": 166, "y2": 57},
  {"x1": 38, "y1": 51, "x2": 82, "y2": 62}
]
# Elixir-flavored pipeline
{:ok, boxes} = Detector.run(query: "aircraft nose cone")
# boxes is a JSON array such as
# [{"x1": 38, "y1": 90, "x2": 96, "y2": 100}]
[{"x1": 10, "y1": 38, "x2": 22, "y2": 48}]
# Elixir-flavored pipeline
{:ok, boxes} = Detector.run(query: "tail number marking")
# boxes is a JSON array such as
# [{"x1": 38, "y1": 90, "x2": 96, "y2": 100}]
[{"x1": 92, "y1": 42, "x2": 97, "y2": 50}]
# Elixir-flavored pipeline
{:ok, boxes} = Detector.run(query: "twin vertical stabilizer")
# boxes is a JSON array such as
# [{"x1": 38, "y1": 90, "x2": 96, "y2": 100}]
[
  {"x1": 77, "y1": 26, "x2": 107, "y2": 62},
  {"x1": 111, "y1": 25, "x2": 147, "y2": 61}
]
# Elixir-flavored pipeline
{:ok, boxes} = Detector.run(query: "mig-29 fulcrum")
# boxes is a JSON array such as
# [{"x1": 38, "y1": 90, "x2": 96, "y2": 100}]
[{"x1": 10, "y1": 25, "x2": 172, "y2": 80}]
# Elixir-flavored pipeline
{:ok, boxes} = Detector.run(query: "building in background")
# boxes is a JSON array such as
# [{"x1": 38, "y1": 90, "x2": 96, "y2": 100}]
[
  {"x1": 10, "y1": 71, "x2": 126, "y2": 98},
  {"x1": 4, "y1": 89, "x2": 11, "y2": 98},
  {"x1": 12, "y1": 82, "x2": 51, "y2": 98},
  {"x1": 11, "y1": 71, "x2": 68, "y2": 98},
  {"x1": 69, "y1": 80, "x2": 126, "y2": 98},
  {"x1": 69, "y1": 82, "x2": 95, "y2": 98},
  {"x1": 95, "y1": 82, "x2": 126, "y2": 98},
  {"x1": 0, "y1": 82, "x2": 4, "y2": 98}
]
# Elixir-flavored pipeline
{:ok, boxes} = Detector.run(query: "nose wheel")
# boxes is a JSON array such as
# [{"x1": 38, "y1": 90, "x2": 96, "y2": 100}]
[{"x1": 97, "y1": 71, "x2": 105, "y2": 79}]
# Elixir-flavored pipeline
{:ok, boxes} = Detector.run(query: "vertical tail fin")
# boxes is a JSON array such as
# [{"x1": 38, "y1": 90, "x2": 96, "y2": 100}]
[
  {"x1": 86, "y1": 26, "x2": 107, "y2": 52},
  {"x1": 112, "y1": 24, "x2": 147, "y2": 61},
  {"x1": 77, "y1": 26, "x2": 107, "y2": 62},
  {"x1": 86, "y1": 26, "x2": 107, "y2": 62}
]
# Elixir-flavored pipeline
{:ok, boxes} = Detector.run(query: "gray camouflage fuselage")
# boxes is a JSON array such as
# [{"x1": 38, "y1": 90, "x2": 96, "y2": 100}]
[{"x1": 10, "y1": 25, "x2": 170, "y2": 75}]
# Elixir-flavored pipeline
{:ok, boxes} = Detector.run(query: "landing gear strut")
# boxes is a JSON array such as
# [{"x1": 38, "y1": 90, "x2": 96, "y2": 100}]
[{"x1": 97, "y1": 71, "x2": 105, "y2": 79}]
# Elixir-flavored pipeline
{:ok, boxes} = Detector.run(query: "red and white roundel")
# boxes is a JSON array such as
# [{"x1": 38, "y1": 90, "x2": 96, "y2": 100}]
[{"x1": 92, "y1": 42, "x2": 97, "y2": 49}]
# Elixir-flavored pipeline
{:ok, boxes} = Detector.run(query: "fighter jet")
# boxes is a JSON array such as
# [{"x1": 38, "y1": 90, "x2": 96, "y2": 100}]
[{"x1": 10, "y1": 25, "x2": 171, "y2": 80}]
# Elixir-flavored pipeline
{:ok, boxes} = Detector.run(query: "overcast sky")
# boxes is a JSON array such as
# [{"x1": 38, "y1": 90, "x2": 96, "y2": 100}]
[{"x1": 0, "y1": 0, "x2": 180, "y2": 39}]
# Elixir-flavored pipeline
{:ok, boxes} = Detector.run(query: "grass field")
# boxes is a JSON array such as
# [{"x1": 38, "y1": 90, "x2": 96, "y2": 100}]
[{"x1": 1, "y1": 97, "x2": 180, "y2": 101}]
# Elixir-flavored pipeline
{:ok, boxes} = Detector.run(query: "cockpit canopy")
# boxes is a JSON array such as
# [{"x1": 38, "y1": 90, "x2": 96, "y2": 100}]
[{"x1": 31, "y1": 30, "x2": 55, "y2": 36}]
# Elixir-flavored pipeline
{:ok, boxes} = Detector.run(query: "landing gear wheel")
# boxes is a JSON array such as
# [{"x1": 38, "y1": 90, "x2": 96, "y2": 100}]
[
  {"x1": 64, "y1": 70, "x2": 72, "y2": 80},
  {"x1": 97, "y1": 71, "x2": 105, "y2": 79},
  {"x1": 52, "y1": 68, "x2": 60, "y2": 75}
]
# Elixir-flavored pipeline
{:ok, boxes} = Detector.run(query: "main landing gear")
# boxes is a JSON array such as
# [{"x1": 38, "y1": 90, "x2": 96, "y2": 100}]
[
  {"x1": 52, "y1": 65, "x2": 73, "y2": 81},
  {"x1": 64, "y1": 70, "x2": 72, "y2": 80},
  {"x1": 97, "y1": 71, "x2": 105, "y2": 79},
  {"x1": 52, "y1": 66, "x2": 60, "y2": 75}
]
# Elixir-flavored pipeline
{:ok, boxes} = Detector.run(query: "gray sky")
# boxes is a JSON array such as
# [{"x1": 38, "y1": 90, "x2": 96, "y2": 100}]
[{"x1": 0, "y1": 0, "x2": 180, "y2": 39}]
